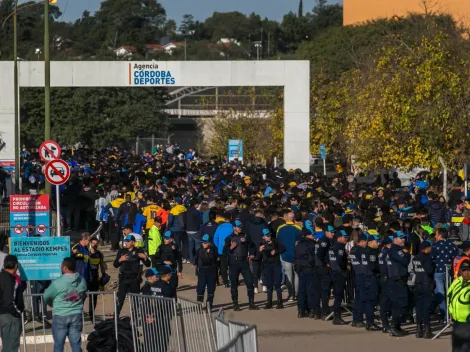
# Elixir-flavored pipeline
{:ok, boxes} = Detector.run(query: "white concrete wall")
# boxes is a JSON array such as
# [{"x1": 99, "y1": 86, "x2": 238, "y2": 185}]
[{"x1": 0, "y1": 61, "x2": 310, "y2": 171}]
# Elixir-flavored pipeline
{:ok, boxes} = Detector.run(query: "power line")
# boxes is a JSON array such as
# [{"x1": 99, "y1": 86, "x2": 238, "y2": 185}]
[{"x1": 59, "y1": 0, "x2": 69, "y2": 21}]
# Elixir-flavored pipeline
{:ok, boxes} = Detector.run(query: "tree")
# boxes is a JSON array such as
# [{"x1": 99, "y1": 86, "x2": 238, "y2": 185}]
[
  {"x1": 179, "y1": 14, "x2": 195, "y2": 34},
  {"x1": 298, "y1": 0, "x2": 303, "y2": 18},
  {"x1": 21, "y1": 87, "x2": 169, "y2": 149}
]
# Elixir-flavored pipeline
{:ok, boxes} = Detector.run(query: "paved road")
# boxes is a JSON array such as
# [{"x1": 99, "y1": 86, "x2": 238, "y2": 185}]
[{"x1": 22, "y1": 244, "x2": 453, "y2": 351}]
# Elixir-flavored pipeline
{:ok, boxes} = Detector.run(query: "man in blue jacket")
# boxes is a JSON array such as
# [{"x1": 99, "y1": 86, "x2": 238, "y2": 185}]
[
  {"x1": 277, "y1": 212, "x2": 302, "y2": 301},
  {"x1": 214, "y1": 213, "x2": 233, "y2": 287}
]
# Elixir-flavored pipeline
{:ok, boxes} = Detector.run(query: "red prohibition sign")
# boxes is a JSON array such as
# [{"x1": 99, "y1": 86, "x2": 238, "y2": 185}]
[
  {"x1": 39, "y1": 140, "x2": 61, "y2": 162},
  {"x1": 37, "y1": 224, "x2": 47, "y2": 234},
  {"x1": 14, "y1": 224, "x2": 23, "y2": 234},
  {"x1": 45, "y1": 159, "x2": 70, "y2": 185}
]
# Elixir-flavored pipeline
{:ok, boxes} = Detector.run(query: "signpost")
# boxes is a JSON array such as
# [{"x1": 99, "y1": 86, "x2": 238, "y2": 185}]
[
  {"x1": 228, "y1": 140, "x2": 243, "y2": 162},
  {"x1": 320, "y1": 144, "x2": 327, "y2": 176},
  {"x1": 10, "y1": 236, "x2": 71, "y2": 280},
  {"x1": 10, "y1": 194, "x2": 50, "y2": 237},
  {"x1": 45, "y1": 159, "x2": 70, "y2": 236},
  {"x1": 39, "y1": 140, "x2": 61, "y2": 162}
]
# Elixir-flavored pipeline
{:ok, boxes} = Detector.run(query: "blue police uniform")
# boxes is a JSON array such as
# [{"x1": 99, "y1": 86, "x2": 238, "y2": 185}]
[
  {"x1": 378, "y1": 243, "x2": 392, "y2": 332},
  {"x1": 224, "y1": 231, "x2": 258, "y2": 310},
  {"x1": 387, "y1": 242, "x2": 411, "y2": 336},
  {"x1": 314, "y1": 234, "x2": 332, "y2": 317},
  {"x1": 260, "y1": 236, "x2": 286, "y2": 309},
  {"x1": 350, "y1": 243, "x2": 367, "y2": 326},
  {"x1": 328, "y1": 236, "x2": 349, "y2": 324},
  {"x1": 363, "y1": 246, "x2": 380, "y2": 329},
  {"x1": 294, "y1": 233, "x2": 317, "y2": 318},
  {"x1": 195, "y1": 240, "x2": 218, "y2": 309},
  {"x1": 412, "y1": 245, "x2": 435, "y2": 338}
]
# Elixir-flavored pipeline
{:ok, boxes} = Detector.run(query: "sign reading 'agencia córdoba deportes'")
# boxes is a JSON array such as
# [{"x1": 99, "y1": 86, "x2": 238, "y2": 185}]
[{"x1": 129, "y1": 62, "x2": 176, "y2": 86}]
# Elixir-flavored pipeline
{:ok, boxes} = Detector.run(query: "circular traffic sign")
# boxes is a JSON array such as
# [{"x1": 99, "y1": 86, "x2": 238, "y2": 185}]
[
  {"x1": 14, "y1": 224, "x2": 23, "y2": 235},
  {"x1": 45, "y1": 159, "x2": 70, "y2": 185},
  {"x1": 36, "y1": 224, "x2": 47, "y2": 234},
  {"x1": 39, "y1": 140, "x2": 61, "y2": 162}
]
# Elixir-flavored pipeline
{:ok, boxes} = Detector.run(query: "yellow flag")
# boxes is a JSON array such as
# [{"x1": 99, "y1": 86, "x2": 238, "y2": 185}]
[{"x1": 458, "y1": 169, "x2": 464, "y2": 180}]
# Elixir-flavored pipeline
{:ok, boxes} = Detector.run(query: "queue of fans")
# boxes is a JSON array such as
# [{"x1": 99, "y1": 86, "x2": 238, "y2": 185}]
[{"x1": 3, "y1": 144, "x2": 470, "y2": 350}]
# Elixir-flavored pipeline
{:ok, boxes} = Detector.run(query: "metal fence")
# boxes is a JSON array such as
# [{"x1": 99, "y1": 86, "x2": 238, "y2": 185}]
[
  {"x1": 215, "y1": 310, "x2": 258, "y2": 352},
  {"x1": 18, "y1": 291, "x2": 118, "y2": 352},
  {"x1": 128, "y1": 294, "x2": 216, "y2": 352}
]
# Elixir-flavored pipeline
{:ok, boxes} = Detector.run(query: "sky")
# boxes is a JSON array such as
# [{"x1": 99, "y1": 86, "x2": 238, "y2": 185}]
[{"x1": 42, "y1": 0, "x2": 342, "y2": 24}]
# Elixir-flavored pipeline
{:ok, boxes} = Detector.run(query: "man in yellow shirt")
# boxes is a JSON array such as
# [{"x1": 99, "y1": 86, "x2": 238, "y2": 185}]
[{"x1": 142, "y1": 198, "x2": 162, "y2": 243}]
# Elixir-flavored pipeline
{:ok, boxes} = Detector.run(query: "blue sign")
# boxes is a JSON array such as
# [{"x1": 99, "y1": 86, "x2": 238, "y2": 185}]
[
  {"x1": 228, "y1": 140, "x2": 244, "y2": 162},
  {"x1": 10, "y1": 195, "x2": 50, "y2": 237},
  {"x1": 10, "y1": 237, "x2": 71, "y2": 281},
  {"x1": 320, "y1": 144, "x2": 326, "y2": 160}
]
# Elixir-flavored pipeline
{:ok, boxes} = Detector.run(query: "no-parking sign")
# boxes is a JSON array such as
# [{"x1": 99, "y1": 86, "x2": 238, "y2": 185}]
[{"x1": 45, "y1": 159, "x2": 70, "y2": 185}]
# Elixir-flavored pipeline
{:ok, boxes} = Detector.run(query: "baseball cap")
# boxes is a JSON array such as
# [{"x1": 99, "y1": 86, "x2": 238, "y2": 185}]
[
  {"x1": 262, "y1": 228, "x2": 272, "y2": 237},
  {"x1": 357, "y1": 234, "x2": 368, "y2": 242},
  {"x1": 145, "y1": 268, "x2": 159, "y2": 278},
  {"x1": 233, "y1": 219, "x2": 243, "y2": 229},
  {"x1": 201, "y1": 234, "x2": 210, "y2": 243},
  {"x1": 159, "y1": 265, "x2": 172, "y2": 275},
  {"x1": 124, "y1": 235, "x2": 136, "y2": 242},
  {"x1": 175, "y1": 197, "x2": 183, "y2": 204},
  {"x1": 338, "y1": 229, "x2": 350, "y2": 238},
  {"x1": 393, "y1": 231, "x2": 406, "y2": 239},
  {"x1": 324, "y1": 225, "x2": 335, "y2": 233},
  {"x1": 367, "y1": 234, "x2": 381, "y2": 243},
  {"x1": 460, "y1": 259, "x2": 470, "y2": 271},
  {"x1": 163, "y1": 231, "x2": 173, "y2": 239},
  {"x1": 383, "y1": 236, "x2": 393, "y2": 245},
  {"x1": 420, "y1": 240, "x2": 432, "y2": 250}
]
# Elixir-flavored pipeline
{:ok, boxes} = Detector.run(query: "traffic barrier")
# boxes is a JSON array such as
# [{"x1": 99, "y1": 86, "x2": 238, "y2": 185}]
[
  {"x1": 178, "y1": 297, "x2": 216, "y2": 352},
  {"x1": 127, "y1": 294, "x2": 216, "y2": 352},
  {"x1": 433, "y1": 264, "x2": 452, "y2": 340},
  {"x1": 128, "y1": 293, "x2": 181, "y2": 352},
  {"x1": 19, "y1": 291, "x2": 118, "y2": 352},
  {"x1": 215, "y1": 309, "x2": 258, "y2": 352}
]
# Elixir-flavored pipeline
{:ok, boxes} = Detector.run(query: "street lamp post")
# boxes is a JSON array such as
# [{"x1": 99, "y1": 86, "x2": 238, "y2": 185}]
[
  {"x1": 13, "y1": 0, "x2": 19, "y2": 193},
  {"x1": 44, "y1": 0, "x2": 51, "y2": 196}
]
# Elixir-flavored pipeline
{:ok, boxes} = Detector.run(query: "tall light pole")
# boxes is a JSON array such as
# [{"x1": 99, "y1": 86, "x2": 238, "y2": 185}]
[
  {"x1": 254, "y1": 42, "x2": 262, "y2": 60},
  {"x1": 13, "y1": 0, "x2": 19, "y2": 193},
  {"x1": 44, "y1": 0, "x2": 52, "y2": 195}
]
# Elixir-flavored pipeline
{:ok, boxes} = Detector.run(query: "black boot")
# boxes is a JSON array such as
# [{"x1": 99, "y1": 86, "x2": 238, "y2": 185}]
[
  {"x1": 351, "y1": 321, "x2": 365, "y2": 328},
  {"x1": 423, "y1": 325, "x2": 434, "y2": 339},
  {"x1": 416, "y1": 323, "x2": 423, "y2": 338},
  {"x1": 249, "y1": 299, "x2": 259, "y2": 310},
  {"x1": 389, "y1": 326, "x2": 405, "y2": 337},
  {"x1": 332, "y1": 313, "x2": 345, "y2": 325},
  {"x1": 382, "y1": 327, "x2": 390, "y2": 334},
  {"x1": 298, "y1": 309, "x2": 308, "y2": 318},
  {"x1": 276, "y1": 301, "x2": 284, "y2": 309},
  {"x1": 366, "y1": 323, "x2": 381, "y2": 331},
  {"x1": 233, "y1": 303, "x2": 241, "y2": 312},
  {"x1": 264, "y1": 299, "x2": 273, "y2": 310}
]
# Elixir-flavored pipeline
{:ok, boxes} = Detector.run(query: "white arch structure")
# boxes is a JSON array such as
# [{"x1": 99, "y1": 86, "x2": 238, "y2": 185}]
[{"x1": 0, "y1": 61, "x2": 310, "y2": 171}]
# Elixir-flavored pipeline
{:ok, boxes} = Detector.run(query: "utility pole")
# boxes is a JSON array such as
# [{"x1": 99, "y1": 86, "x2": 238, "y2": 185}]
[
  {"x1": 267, "y1": 32, "x2": 270, "y2": 57},
  {"x1": 13, "y1": 0, "x2": 19, "y2": 193},
  {"x1": 44, "y1": 0, "x2": 51, "y2": 196}
]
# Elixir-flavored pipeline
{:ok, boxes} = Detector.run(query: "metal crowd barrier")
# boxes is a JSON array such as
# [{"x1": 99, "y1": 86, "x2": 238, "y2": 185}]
[
  {"x1": 19, "y1": 291, "x2": 118, "y2": 352},
  {"x1": 433, "y1": 264, "x2": 452, "y2": 340},
  {"x1": 215, "y1": 309, "x2": 258, "y2": 352},
  {"x1": 127, "y1": 294, "x2": 216, "y2": 352}
]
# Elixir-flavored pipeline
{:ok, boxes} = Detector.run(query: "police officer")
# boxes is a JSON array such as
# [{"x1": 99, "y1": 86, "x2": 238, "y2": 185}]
[
  {"x1": 141, "y1": 266, "x2": 174, "y2": 352},
  {"x1": 363, "y1": 232, "x2": 381, "y2": 331},
  {"x1": 387, "y1": 231, "x2": 411, "y2": 337},
  {"x1": 412, "y1": 240, "x2": 435, "y2": 339},
  {"x1": 294, "y1": 225, "x2": 316, "y2": 318},
  {"x1": 113, "y1": 234, "x2": 151, "y2": 315},
  {"x1": 379, "y1": 235, "x2": 393, "y2": 333},
  {"x1": 154, "y1": 231, "x2": 183, "y2": 298},
  {"x1": 313, "y1": 225, "x2": 333, "y2": 319},
  {"x1": 195, "y1": 234, "x2": 218, "y2": 310},
  {"x1": 350, "y1": 233, "x2": 368, "y2": 327},
  {"x1": 329, "y1": 229, "x2": 350, "y2": 325},
  {"x1": 224, "y1": 219, "x2": 259, "y2": 311},
  {"x1": 259, "y1": 228, "x2": 285, "y2": 309}
]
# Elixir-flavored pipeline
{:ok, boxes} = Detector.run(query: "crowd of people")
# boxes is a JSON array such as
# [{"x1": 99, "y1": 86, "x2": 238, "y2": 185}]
[{"x1": 1, "y1": 143, "x2": 470, "y2": 351}]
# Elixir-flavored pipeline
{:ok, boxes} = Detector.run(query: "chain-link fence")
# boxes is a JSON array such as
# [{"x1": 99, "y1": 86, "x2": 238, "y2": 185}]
[{"x1": 124, "y1": 135, "x2": 173, "y2": 154}]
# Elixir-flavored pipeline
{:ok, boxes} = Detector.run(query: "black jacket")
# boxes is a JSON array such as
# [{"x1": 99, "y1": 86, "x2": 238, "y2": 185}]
[
  {"x1": 155, "y1": 243, "x2": 183, "y2": 273},
  {"x1": 0, "y1": 270, "x2": 25, "y2": 318},
  {"x1": 185, "y1": 207, "x2": 202, "y2": 232},
  {"x1": 427, "y1": 201, "x2": 447, "y2": 224},
  {"x1": 113, "y1": 247, "x2": 150, "y2": 278},
  {"x1": 294, "y1": 237, "x2": 316, "y2": 273},
  {"x1": 246, "y1": 217, "x2": 267, "y2": 259},
  {"x1": 201, "y1": 221, "x2": 218, "y2": 239},
  {"x1": 260, "y1": 238, "x2": 286, "y2": 265}
]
